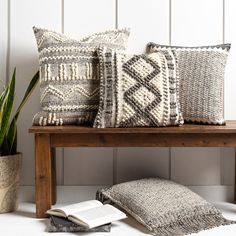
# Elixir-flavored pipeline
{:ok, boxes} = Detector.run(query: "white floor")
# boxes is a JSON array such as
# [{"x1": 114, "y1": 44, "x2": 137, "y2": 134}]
[{"x1": 1, "y1": 186, "x2": 236, "y2": 236}]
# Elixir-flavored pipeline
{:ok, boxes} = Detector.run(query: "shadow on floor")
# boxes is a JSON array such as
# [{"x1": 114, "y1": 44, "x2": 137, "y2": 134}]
[{"x1": 13, "y1": 210, "x2": 38, "y2": 219}]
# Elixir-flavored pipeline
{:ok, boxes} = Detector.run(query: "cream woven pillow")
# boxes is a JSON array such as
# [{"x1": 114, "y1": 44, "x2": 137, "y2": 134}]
[
  {"x1": 97, "y1": 178, "x2": 234, "y2": 236},
  {"x1": 147, "y1": 43, "x2": 231, "y2": 125},
  {"x1": 33, "y1": 27, "x2": 130, "y2": 126},
  {"x1": 93, "y1": 47, "x2": 183, "y2": 128}
]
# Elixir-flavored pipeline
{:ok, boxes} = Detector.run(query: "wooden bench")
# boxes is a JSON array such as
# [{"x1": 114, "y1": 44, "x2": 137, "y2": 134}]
[{"x1": 29, "y1": 120, "x2": 236, "y2": 218}]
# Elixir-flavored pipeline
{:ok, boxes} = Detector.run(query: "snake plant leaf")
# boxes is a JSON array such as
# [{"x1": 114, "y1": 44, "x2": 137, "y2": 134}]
[
  {"x1": 0, "y1": 80, "x2": 6, "y2": 114},
  {"x1": 0, "y1": 68, "x2": 15, "y2": 149},
  {"x1": 0, "y1": 85, "x2": 7, "y2": 101},
  {"x1": 11, "y1": 128, "x2": 17, "y2": 154},
  {"x1": 13, "y1": 70, "x2": 39, "y2": 120},
  {"x1": 1, "y1": 136, "x2": 10, "y2": 155},
  {"x1": 6, "y1": 121, "x2": 17, "y2": 155},
  {"x1": 6, "y1": 117, "x2": 17, "y2": 155},
  {"x1": 0, "y1": 87, "x2": 10, "y2": 124},
  {"x1": 7, "y1": 70, "x2": 39, "y2": 154},
  {"x1": 0, "y1": 79, "x2": 5, "y2": 92},
  {"x1": 0, "y1": 89, "x2": 10, "y2": 155}
]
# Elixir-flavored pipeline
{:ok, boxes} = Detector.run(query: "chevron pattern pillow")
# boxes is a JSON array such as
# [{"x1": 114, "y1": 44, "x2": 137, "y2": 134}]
[
  {"x1": 93, "y1": 47, "x2": 183, "y2": 128},
  {"x1": 32, "y1": 27, "x2": 130, "y2": 125},
  {"x1": 147, "y1": 43, "x2": 231, "y2": 125}
]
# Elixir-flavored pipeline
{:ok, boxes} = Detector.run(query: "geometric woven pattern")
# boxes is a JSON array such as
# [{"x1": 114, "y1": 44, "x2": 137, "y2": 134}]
[
  {"x1": 97, "y1": 178, "x2": 234, "y2": 236},
  {"x1": 147, "y1": 43, "x2": 231, "y2": 125},
  {"x1": 121, "y1": 55, "x2": 162, "y2": 126},
  {"x1": 40, "y1": 85, "x2": 99, "y2": 102},
  {"x1": 93, "y1": 47, "x2": 183, "y2": 128},
  {"x1": 32, "y1": 27, "x2": 130, "y2": 126}
]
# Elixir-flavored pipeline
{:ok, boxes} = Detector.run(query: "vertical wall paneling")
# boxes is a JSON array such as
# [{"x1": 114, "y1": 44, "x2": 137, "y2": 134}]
[
  {"x1": 0, "y1": 0, "x2": 8, "y2": 84},
  {"x1": 224, "y1": 0, "x2": 236, "y2": 120},
  {"x1": 57, "y1": 0, "x2": 65, "y2": 185},
  {"x1": 117, "y1": 148, "x2": 170, "y2": 183},
  {"x1": 64, "y1": 148, "x2": 113, "y2": 185},
  {"x1": 169, "y1": 0, "x2": 172, "y2": 180},
  {"x1": 63, "y1": 0, "x2": 115, "y2": 185},
  {"x1": 222, "y1": 0, "x2": 236, "y2": 185},
  {"x1": 117, "y1": 0, "x2": 170, "y2": 183},
  {"x1": 171, "y1": 0, "x2": 223, "y2": 185},
  {"x1": 118, "y1": 0, "x2": 169, "y2": 53},
  {"x1": 220, "y1": 148, "x2": 234, "y2": 185},
  {"x1": 64, "y1": 0, "x2": 115, "y2": 39},
  {"x1": 171, "y1": 148, "x2": 221, "y2": 185},
  {"x1": 5, "y1": 0, "x2": 235, "y2": 187},
  {"x1": 112, "y1": 0, "x2": 118, "y2": 185},
  {"x1": 56, "y1": 148, "x2": 64, "y2": 185},
  {"x1": 10, "y1": 0, "x2": 62, "y2": 185},
  {"x1": 171, "y1": 0, "x2": 223, "y2": 46}
]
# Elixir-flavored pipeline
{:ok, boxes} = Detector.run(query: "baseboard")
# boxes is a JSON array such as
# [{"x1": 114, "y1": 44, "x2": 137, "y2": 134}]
[{"x1": 19, "y1": 185, "x2": 234, "y2": 204}]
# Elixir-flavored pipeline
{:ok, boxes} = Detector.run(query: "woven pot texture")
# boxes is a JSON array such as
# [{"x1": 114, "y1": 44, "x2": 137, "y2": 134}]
[{"x1": 0, "y1": 153, "x2": 22, "y2": 213}]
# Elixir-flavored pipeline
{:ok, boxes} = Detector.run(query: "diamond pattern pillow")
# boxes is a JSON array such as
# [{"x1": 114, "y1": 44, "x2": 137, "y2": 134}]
[
  {"x1": 147, "y1": 43, "x2": 231, "y2": 125},
  {"x1": 32, "y1": 27, "x2": 130, "y2": 126},
  {"x1": 93, "y1": 47, "x2": 183, "y2": 128}
]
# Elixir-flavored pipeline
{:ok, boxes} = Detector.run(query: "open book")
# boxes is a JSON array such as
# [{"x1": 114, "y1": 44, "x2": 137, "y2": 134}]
[{"x1": 46, "y1": 200, "x2": 127, "y2": 229}]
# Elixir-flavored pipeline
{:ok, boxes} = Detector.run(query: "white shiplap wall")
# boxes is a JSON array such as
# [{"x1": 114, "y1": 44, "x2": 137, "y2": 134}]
[
  {"x1": 0, "y1": 0, "x2": 8, "y2": 84},
  {"x1": 171, "y1": 0, "x2": 223, "y2": 186},
  {"x1": 0, "y1": 0, "x2": 235, "y2": 188},
  {"x1": 223, "y1": 0, "x2": 236, "y2": 186},
  {"x1": 9, "y1": 0, "x2": 63, "y2": 185},
  {"x1": 63, "y1": 0, "x2": 115, "y2": 186}
]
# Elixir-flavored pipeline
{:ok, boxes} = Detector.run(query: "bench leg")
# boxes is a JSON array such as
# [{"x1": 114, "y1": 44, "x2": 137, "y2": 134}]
[
  {"x1": 51, "y1": 148, "x2": 57, "y2": 205},
  {"x1": 35, "y1": 134, "x2": 52, "y2": 218}
]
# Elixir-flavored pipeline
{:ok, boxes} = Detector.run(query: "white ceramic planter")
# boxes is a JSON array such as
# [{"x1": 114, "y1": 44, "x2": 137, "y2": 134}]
[{"x1": 0, "y1": 153, "x2": 22, "y2": 213}]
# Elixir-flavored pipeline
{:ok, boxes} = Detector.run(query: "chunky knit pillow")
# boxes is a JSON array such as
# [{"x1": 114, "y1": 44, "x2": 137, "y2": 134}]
[
  {"x1": 32, "y1": 27, "x2": 130, "y2": 126},
  {"x1": 97, "y1": 178, "x2": 234, "y2": 236},
  {"x1": 147, "y1": 43, "x2": 231, "y2": 125},
  {"x1": 93, "y1": 47, "x2": 183, "y2": 128}
]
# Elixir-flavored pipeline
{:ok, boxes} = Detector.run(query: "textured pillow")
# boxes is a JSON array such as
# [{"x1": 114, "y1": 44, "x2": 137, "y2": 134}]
[
  {"x1": 147, "y1": 43, "x2": 231, "y2": 125},
  {"x1": 93, "y1": 47, "x2": 183, "y2": 128},
  {"x1": 32, "y1": 27, "x2": 130, "y2": 126},
  {"x1": 97, "y1": 178, "x2": 234, "y2": 236}
]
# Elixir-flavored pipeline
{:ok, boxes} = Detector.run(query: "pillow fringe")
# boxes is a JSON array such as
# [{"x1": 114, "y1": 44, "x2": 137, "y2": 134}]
[
  {"x1": 152, "y1": 214, "x2": 234, "y2": 236},
  {"x1": 97, "y1": 184, "x2": 235, "y2": 236}
]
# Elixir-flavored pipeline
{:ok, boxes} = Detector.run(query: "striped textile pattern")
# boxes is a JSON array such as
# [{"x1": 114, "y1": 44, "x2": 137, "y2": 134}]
[{"x1": 32, "y1": 27, "x2": 130, "y2": 126}]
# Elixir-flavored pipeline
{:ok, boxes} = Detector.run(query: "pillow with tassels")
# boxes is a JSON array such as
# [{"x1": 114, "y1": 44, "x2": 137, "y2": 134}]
[
  {"x1": 97, "y1": 178, "x2": 234, "y2": 236},
  {"x1": 32, "y1": 27, "x2": 130, "y2": 126}
]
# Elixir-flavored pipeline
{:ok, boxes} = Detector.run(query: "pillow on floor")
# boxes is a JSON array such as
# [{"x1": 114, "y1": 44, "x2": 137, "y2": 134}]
[
  {"x1": 93, "y1": 47, "x2": 183, "y2": 128},
  {"x1": 147, "y1": 43, "x2": 231, "y2": 125},
  {"x1": 32, "y1": 27, "x2": 130, "y2": 126},
  {"x1": 97, "y1": 178, "x2": 234, "y2": 236}
]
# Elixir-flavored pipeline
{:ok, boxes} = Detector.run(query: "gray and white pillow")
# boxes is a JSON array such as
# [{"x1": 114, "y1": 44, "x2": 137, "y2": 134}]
[
  {"x1": 97, "y1": 178, "x2": 234, "y2": 236},
  {"x1": 32, "y1": 27, "x2": 130, "y2": 126},
  {"x1": 93, "y1": 47, "x2": 183, "y2": 128},
  {"x1": 147, "y1": 43, "x2": 231, "y2": 125}
]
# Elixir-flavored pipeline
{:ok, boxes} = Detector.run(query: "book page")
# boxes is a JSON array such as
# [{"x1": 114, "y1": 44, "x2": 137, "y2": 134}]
[
  {"x1": 47, "y1": 200, "x2": 102, "y2": 217},
  {"x1": 68, "y1": 204, "x2": 127, "y2": 228}
]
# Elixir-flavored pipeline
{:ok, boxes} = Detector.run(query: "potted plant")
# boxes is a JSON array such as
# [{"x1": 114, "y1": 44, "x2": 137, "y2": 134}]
[{"x1": 0, "y1": 69, "x2": 39, "y2": 213}]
